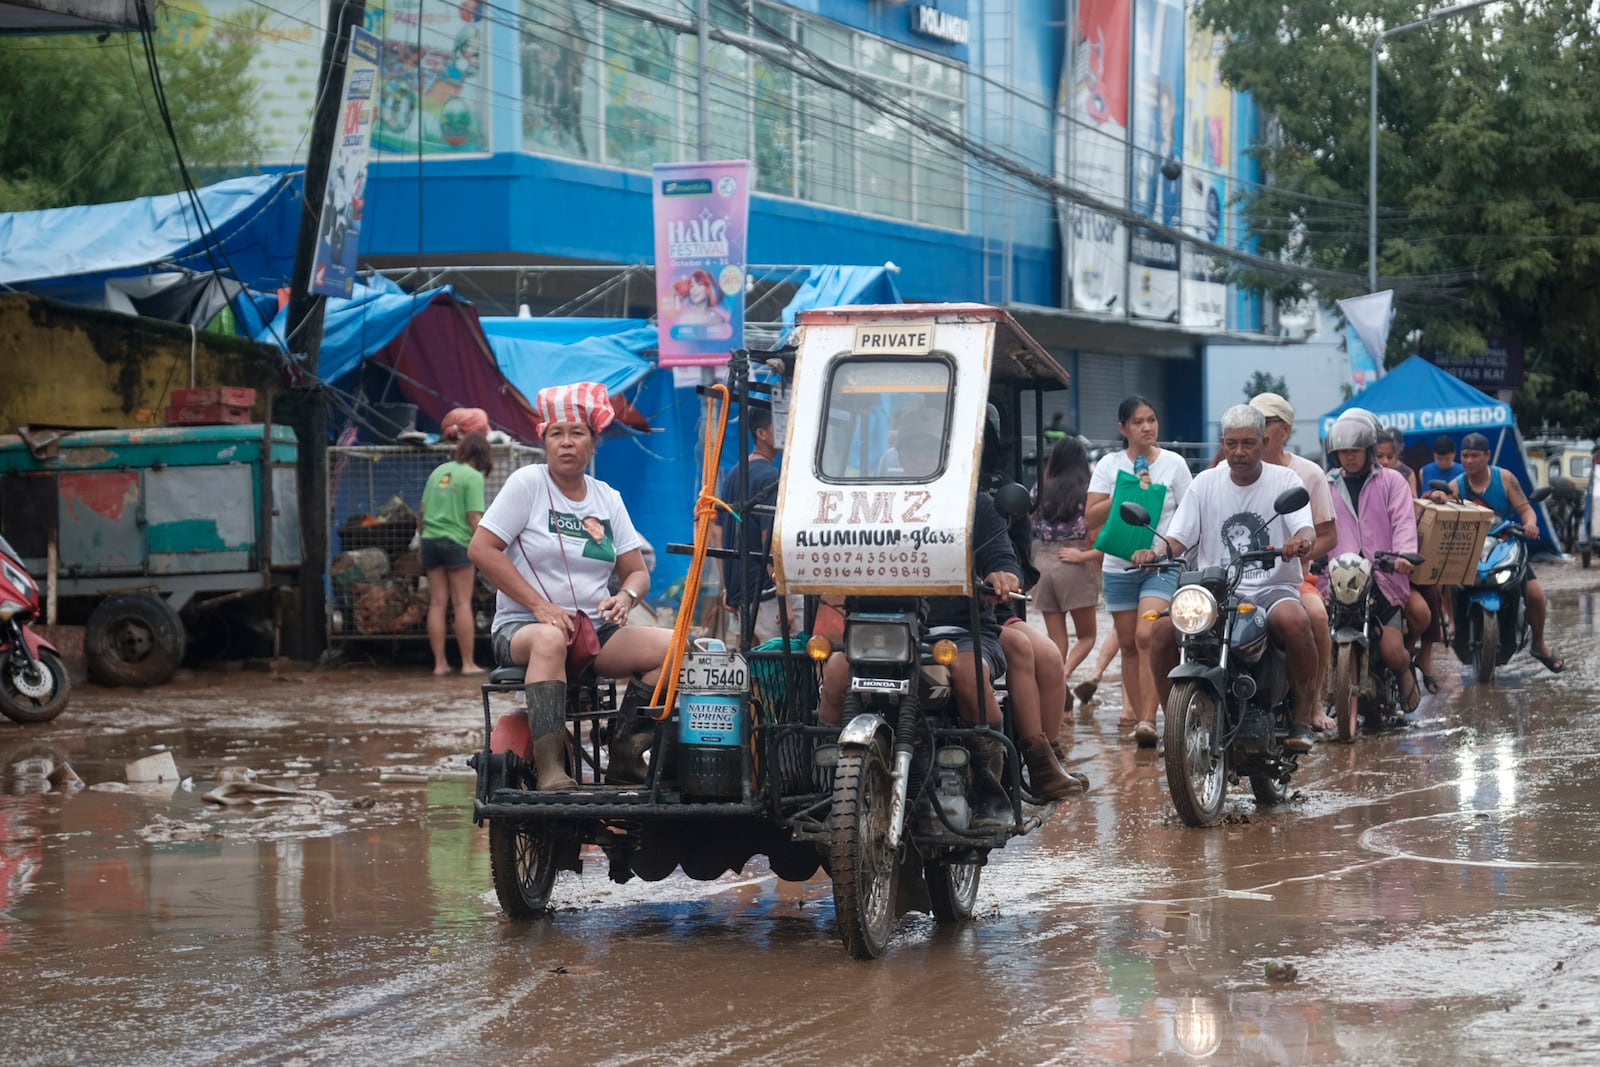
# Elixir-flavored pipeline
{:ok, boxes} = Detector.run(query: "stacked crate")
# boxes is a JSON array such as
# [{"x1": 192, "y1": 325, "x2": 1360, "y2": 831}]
[{"x1": 167, "y1": 386, "x2": 257, "y2": 425}]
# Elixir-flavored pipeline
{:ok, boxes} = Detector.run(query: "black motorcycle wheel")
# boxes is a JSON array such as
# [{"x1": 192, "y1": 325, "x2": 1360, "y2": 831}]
[
  {"x1": 86, "y1": 593, "x2": 186, "y2": 688},
  {"x1": 926, "y1": 854, "x2": 983, "y2": 922},
  {"x1": 829, "y1": 745, "x2": 897, "y2": 959},
  {"x1": 1163, "y1": 681, "x2": 1227, "y2": 827},
  {"x1": 1332, "y1": 646, "x2": 1360, "y2": 744},
  {"x1": 488, "y1": 819, "x2": 559, "y2": 919},
  {"x1": 1249, "y1": 771, "x2": 1292, "y2": 807},
  {"x1": 1, "y1": 648, "x2": 69, "y2": 724},
  {"x1": 1475, "y1": 614, "x2": 1499, "y2": 685}
]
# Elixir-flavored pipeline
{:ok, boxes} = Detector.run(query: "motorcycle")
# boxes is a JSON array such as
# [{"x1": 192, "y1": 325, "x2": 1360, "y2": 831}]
[
  {"x1": 1317, "y1": 550, "x2": 1425, "y2": 742},
  {"x1": 0, "y1": 534, "x2": 70, "y2": 723},
  {"x1": 1442, "y1": 485, "x2": 1553, "y2": 685},
  {"x1": 1120, "y1": 486, "x2": 1311, "y2": 827}
]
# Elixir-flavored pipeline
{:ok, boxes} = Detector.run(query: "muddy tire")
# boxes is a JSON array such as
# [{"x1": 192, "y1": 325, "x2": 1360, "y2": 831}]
[
  {"x1": 1332, "y1": 645, "x2": 1360, "y2": 744},
  {"x1": 488, "y1": 820, "x2": 558, "y2": 919},
  {"x1": 0, "y1": 648, "x2": 69, "y2": 723},
  {"x1": 926, "y1": 854, "x2": 983, "y2": 922},
  {"x1": 1474, "y1": 614, "x2": 1498, "y2": 685},
  {"x1": 1249, "y1": 771, "x2": 1292, "y2": 807},
  {"x1": 829, "y1": 745, "x2": 897, "y2": 959},
  {"x1": 1163, "y1": 681, "x2": 1227, "y2": 827},
  {"x1": 86, "y1": 593, "x2": 186, "y2": 688}
]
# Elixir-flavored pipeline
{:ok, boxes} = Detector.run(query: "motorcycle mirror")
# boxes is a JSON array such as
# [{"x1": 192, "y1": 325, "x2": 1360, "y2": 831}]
[
  {"x1": 1273, "y1": 487, "x2": 1310, "y2": 515},
  {"x1": 1529, "y1": 485, "x2": 1554, "y2": 504},
  {"x1": 992, "y1": 482, "x2": 1032, "y2": 518},
  {"x1": 1428, "y1": 479, "x2": 1451, "y2": 493},
  {"x1": 1119, "y1": 501, "x2": 1153, "y2": 528}
]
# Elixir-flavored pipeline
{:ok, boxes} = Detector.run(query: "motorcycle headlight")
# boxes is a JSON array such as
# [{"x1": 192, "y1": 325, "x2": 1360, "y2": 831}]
[
  {"x1": 844, "y1": 621, "x2": 914, "y2": 664},
  {"x1": 1480, "y1": 535, "x2": 1497, "y2": 562},
  {"x1": 1493, "y1": 567, "x2": 1514, "y2": 586},
  {"x1": 1, "y1": 562, "x2": 30, "y2": 599},
  {"x1": 1169, "y1": 586, "x2": 1219, "y2": 635},
  {"x1": 0, "y1": 599, "x2": 22, "y2": 620}
]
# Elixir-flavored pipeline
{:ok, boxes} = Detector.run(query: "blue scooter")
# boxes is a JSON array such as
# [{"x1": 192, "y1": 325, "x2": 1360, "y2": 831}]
[{"x1": 1446, "y1": 486, "x2": 1552, "y2": 685}]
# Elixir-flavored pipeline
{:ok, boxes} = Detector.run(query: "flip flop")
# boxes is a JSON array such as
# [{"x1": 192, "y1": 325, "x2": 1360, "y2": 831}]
[
  {"x1": 1413, "y1": 658, "x2": 1440, "y2": 695},
  {"x1": 1400, "y1": 674, "x2": 1423, "y2": 714},
  {"x1": 1533, "y1": 651, "x2": 1568, "y2": 674}
]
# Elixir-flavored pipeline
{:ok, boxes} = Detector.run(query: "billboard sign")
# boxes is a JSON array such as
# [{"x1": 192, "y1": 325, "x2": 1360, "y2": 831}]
[
  {"x1": 1063, "y1": 0, "x2": 1131, "y2": 315},
  {"x1": 1128, "y1": 0, "x2": 1184, "y2": 321},
  {"x1": 652, "y1": 160, "x2": 750, "y2": 368},
  {"x1": 312, "y1": 26, "x2": 381, "y2": 298}
]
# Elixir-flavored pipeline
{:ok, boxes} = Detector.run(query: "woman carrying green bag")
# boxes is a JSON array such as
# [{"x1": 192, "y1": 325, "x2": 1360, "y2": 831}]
[{"x1": 1084, "y1": 396, "x2": 1193, "y2": 746}]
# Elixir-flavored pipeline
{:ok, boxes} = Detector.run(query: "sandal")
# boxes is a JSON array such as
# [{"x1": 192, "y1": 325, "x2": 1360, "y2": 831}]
[
  {"x1": 1413, "y1": 658, "x2": 1440, "y2": 695},
  {"x1": 1533, "y1": 650, "x2": 1568, "y2": 674},
  {"x1": 1400, "y1": 673, "x2": 1422, "y2": 714}
]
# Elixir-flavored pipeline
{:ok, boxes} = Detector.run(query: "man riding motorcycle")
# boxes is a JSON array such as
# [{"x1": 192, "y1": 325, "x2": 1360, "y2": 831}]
[
  {"x1": 1140, "y1": 404, "x2": 1322, "y2": 751},
  {"x1": 1428, "y1": 431, "x2": 1565, "y2": 674},
  {"x1": 1322, "y1": 414, "x2": 1427, "y2": 714}
]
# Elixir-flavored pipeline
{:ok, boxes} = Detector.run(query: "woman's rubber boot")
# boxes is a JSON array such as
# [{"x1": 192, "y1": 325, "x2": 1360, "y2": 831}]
[
  {"x1": 605, "y1": 680, "x2": 659, "y2": 785},
  {"x1": 1023, "y1": 735, "x2": 1082, "y2": 801},
  {"x1": 967, "y1": 733, "x2": 1014, "y2": 829},
  {"x1": 526, "y1": 680, "x2": 577, "y2": 790}
]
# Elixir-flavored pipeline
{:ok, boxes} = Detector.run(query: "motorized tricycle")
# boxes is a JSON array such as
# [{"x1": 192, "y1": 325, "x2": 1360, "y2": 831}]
[
  {"x1": 469, "y1": 304, "x2": 1073, "y2": 958},
  {"x1": 1443, "y1": 484, "x2": 1554, "y2": 685},
  {"x1": 1317, "y1": 550, "x2": 1425, "y2": 742},
  {"x1": 1121, "y1": 487, "x2": 1311, "y2": 827}
]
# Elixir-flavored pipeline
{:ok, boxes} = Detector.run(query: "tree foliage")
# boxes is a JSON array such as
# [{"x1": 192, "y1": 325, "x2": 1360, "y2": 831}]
[
  {"x1": 1195, "y1": 0, "x2": 1600, "y2": 431},
  {"x1": 0, "y1": 12, "x2": 264, "y2": 213},
  {"x1": 1242, "y1": 370, "x2": 1288, "y2": 403}
]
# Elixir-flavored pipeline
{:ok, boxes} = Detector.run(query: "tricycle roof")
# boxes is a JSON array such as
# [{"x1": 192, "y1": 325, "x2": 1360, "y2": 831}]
[{"x1": 794, "y1": 303, "x2": 1069, "y2": 391}]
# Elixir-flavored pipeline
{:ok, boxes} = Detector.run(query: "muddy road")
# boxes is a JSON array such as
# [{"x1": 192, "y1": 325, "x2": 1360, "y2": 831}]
[{"x1": 3, "y1": 566, "x2": 1599, "y2": 1064}]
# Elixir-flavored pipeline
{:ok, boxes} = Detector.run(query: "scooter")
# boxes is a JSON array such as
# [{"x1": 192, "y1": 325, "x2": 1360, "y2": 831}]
[
  {"x1": 1318, "y1": 550, "x2": 1425, "y2": 742},
  {"x1": 1446, "y1": 486, "x2": 1552, "y2": 685},
  {"x1": 0, "y1": 535, "x2": 69, "y2": 723}
]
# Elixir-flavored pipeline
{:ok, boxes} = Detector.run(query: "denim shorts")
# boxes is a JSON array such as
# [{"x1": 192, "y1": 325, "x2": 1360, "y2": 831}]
[
  {"x1": 1102, "y1": 567, "x2": 1179, "y2": 613},
  {"x1": 420, "y1": 537, "x2": 470, "y2": 571}
]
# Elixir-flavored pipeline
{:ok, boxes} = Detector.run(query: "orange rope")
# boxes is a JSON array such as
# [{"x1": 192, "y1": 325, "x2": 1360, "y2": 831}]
[{"x1": 649, "y1": 384, "x2": 731, "y2": 719}]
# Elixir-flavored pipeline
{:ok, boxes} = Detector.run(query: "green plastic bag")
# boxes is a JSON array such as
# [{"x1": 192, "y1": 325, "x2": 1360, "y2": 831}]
[{"x1": 1093, "y1": 468, "x2": 1169, "y2": 562}]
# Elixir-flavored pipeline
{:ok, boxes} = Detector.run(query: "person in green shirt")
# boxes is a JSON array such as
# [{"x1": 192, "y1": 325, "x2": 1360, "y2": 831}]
[{"x1": 420, "y1": 432, "x2": 493, "y2": 675}]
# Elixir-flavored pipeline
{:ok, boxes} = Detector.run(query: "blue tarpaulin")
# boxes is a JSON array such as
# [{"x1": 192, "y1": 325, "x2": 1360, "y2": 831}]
[
  {"x1": 780, "y1": 265, "x2": 903, "y2": 336},
  {"x1": 478, "y1": 317, "x2": 655, "y2": 402},
  {"x1": 1321, "y1": 356, "x2": 1557, "y2": 556},
  {"x1": 253, "y1": 274, "x2": 445, "y2": 385},
  {"x1": 0, "y1": 174, "x2": 301, "y2": 304}
]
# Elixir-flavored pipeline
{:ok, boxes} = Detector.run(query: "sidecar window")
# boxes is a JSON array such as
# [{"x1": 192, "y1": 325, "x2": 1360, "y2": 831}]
[{"x1": 817, "y1": 358, "x2": 951, "y2": 481}]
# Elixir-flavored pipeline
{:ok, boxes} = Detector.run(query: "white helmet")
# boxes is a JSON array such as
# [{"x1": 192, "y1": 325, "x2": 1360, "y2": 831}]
[
  {"x1": 1327, "y1": 413, "x2": 1377, "y2": 454},
  {"x1": 1327, "y1": 552, "x2": 1372, "y2": 605}
]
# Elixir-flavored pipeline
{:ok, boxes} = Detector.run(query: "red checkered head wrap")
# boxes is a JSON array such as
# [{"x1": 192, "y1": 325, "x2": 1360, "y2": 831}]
[{"x1": 534, "y1": 382, "x2": 615, "y2": 439}]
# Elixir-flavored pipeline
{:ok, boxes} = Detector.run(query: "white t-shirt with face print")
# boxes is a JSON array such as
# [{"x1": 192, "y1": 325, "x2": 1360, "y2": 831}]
[{"x1": 1167, "y1": 462, "x2": 1314, "y2": 595}]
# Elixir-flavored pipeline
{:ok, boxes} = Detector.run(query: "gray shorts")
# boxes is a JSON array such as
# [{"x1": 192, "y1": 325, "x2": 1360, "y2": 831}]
[
  {"x1": 492, "y1": 617, "x2": 620, "y2": 668},
  {"x1": 1246, "y1": 585, "x2": 1303, "y2": 618},
  {"x1": 927, "y1": 626, "x2": 1005, "y2": 680}
]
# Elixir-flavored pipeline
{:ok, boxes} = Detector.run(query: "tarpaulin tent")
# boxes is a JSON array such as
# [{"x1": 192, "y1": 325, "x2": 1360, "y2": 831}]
[
  {"x1": 0, "y1": 174, "x2": 301, "y2": 308},
  {"x1": 1320, "y1": 355, "x2": 1557, "y2": 556}
]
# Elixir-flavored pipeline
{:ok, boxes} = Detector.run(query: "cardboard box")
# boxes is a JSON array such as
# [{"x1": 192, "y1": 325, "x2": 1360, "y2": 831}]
[
  {"x1": 167, "y1": 403, "x2": 252, "y2": 425},
  {"x1": 172, "y1": 386, "x2": 257, "y2": 408},
  {"x1": 1412, "y1": 499, "x2": 1498, "y2": 586}
]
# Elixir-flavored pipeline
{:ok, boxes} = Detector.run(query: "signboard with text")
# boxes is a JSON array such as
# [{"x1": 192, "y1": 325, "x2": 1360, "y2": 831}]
[
  {"x1": 311, "y1": 27, "x2": 380, "y2": 298},
  {"x1": 1423, "y1": 338, "x2": 1524, "y2": 392},
  {"x1": 652, "y1": 160, "x2": 750, "y2": 368}
]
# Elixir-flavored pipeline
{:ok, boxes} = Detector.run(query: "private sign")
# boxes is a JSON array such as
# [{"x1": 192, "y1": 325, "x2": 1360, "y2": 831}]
[{"x1": 853, "y1": 324, "x2": 934, "y2": 354}]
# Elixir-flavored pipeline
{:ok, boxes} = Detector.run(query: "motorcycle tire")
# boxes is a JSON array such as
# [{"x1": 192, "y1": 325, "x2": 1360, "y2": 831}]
[
  {"x1": 926, "y1": 853, "x2": 984, "y2": 922},
  {"x1": 1249, "y1": 772, "x2": 1292, "y2": 807},
  {"x1": 86, "y1": 593, "x2": 186, "y2": 688},
  {"x1": 1475, "y1": 614, "x2": 1499, "y2": 685},
  {"x1": 488, "y1": 819, "x2": 559, "y2": 919},
  {"x1": 1163, "y1": 680, "x2": 1227, "y2": 827},
  {"x1": 829, "y1": 744, "x2": 898, "y2": 959},
  {"x1": 0, "y1": 648, "x2": 70, "y2": 723},
  {"x1": 1332, "y1": 645, "x2": 1360, "y2": 744}
]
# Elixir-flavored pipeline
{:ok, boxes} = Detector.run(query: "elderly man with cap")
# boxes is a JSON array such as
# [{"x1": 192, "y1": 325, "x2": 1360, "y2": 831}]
[
  {"x1": 469, "y1": 382, "x2": 675, "y2": 789},
  {"x1": 1429, "y1": 432, "x2": 1565, "y2": 673}
]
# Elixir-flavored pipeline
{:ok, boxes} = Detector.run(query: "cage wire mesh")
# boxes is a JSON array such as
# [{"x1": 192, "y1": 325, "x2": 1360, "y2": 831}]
[{"x1": 326, "y1": 442, "x2": 543, "y2": 642}]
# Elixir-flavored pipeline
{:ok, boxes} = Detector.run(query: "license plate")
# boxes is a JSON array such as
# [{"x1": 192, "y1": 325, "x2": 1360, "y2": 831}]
[{"x1": 678, "y1": 651, "x2": 748, "y2": 694}]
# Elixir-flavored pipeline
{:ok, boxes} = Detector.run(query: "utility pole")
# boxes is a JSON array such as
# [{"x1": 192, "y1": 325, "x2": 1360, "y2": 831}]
[{"x1": 281, "y1": 0, "x2": 367, "y2": 660}]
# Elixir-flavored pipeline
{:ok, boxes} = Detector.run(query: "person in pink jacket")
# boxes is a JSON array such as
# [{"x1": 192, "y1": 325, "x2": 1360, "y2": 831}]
[{"x1": 1322, "y1": 415, "x2": 1429, "y2": 712}]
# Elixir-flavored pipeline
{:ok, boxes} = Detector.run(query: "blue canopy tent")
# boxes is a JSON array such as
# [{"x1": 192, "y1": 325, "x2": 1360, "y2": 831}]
[{"x1": 1320, "y1": 356, "x2": 1557, "y2": 556}]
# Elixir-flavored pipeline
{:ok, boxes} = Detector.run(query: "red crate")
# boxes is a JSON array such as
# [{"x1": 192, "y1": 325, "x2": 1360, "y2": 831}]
[
  {"x1": 171, "y1": 386, "x2": 257, "y2": 408},
  {"x1": 167, "y1": 403, "x2": 252, "y2": 425}
]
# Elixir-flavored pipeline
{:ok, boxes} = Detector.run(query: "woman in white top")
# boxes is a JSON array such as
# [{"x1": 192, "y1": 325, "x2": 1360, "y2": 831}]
[
  {"x1": 1084, "y1": 395, "x2": 1193, "y2": 746},
  {"x1": 469, "y1": 382, "x2": 672, "y2": 790}
]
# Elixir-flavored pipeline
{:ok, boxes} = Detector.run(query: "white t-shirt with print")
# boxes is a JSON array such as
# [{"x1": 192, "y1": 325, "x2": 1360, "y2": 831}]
[
  {"x1": 479, "y1": 465, "x2": 644, "y2": 629},
  {"x1": 1089, "y1": 448, "x2": 1194, "y2": 574},
  {"x1": 1166, "y1": 463, "x2": 1315, "y2": 595}
]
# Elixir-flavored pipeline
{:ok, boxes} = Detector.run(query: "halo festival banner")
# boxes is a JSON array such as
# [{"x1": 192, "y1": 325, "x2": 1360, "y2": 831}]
[
  {"x1": 1128, "y1": 0, "x2": 1185, "y2": 322},
  {"x1": 652, "y1": 161, "x2": 750, "y2": 368}
]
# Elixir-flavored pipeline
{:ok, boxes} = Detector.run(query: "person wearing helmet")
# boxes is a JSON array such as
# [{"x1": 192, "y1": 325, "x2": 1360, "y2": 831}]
[{"x1": 1323, "y1": 414, "x2": 1428, "y2": 713}]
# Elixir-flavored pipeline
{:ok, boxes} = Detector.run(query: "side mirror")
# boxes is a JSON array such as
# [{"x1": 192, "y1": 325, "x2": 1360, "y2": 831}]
[
  {"x1": 1428, "y1": 479, "x2": 1451, "y2": 493},
  {"x1": 1119, "y1": 501, "x2": 1153, "y2": 528},
  {"x1": 992, "y1": 482, "x2": 1032, "y2": 519},
  {"x1": 1529, "y1": 486, "x2": 1554, "y2": 504},
  {"x1": 1273, "y1": 487, "x2": 1310, "y2": 515}
]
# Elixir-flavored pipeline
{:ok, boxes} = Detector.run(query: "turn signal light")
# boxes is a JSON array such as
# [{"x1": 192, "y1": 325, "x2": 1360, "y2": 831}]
[
  {"x1": 931, "y1": 639, "x2": 958, "y2": 665},
  {"x1": 806, "y1": 634, "x2": 834, "y2": 661},
  {"x1": 1236, "y1": 602, "x2": 1257, "y2": 615},
  {"x1": 1141, "y1": 610, "x2": 1162, "y2": 621}
]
